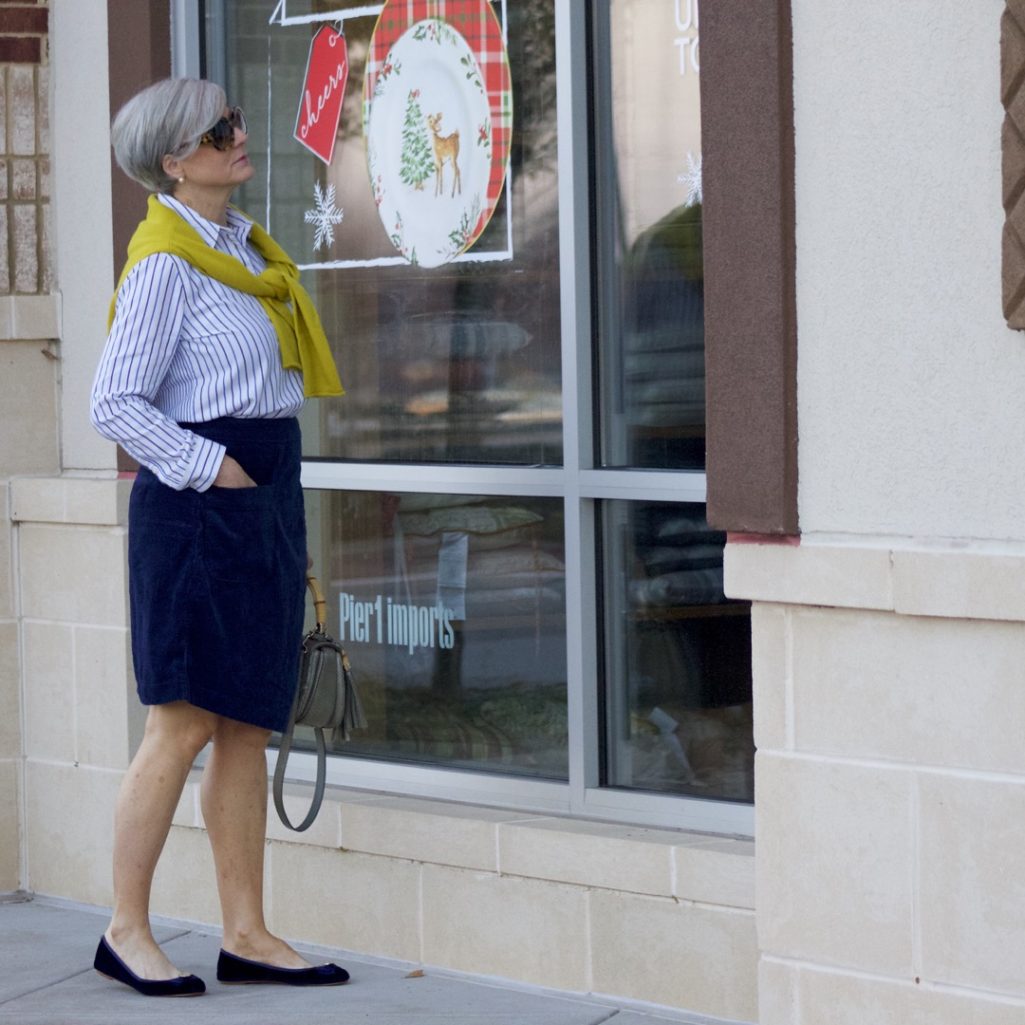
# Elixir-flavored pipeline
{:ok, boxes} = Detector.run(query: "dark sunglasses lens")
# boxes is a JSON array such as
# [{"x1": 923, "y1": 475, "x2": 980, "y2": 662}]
[{"x1": 204, "y1": 107, "x2": 245, "y2": 150}]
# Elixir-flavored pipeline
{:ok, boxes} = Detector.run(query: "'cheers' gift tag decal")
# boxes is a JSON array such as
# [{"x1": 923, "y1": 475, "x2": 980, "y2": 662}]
[{"x1": 294, "y1": 25, "x2": 349, "y2": 165}]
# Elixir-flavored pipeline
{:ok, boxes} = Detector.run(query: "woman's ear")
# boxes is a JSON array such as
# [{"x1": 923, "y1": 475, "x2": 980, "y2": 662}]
[{"x1": 162, "y1": 153, "x2": 184, "y2": 183}]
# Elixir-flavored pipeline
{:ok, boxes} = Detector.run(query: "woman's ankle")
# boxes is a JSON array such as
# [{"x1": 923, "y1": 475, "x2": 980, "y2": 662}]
[
  {"x1": 106, "y1": 919, "x2": 156, "y2": 948},
  {"x1": 221, "y1": 929, "x2": 307, "y2": 967}
]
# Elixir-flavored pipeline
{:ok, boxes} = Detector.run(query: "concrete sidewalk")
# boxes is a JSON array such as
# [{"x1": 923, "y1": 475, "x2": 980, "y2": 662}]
[{"x1": 0, "y1": 894, "x2": 711, "y2": 1025}]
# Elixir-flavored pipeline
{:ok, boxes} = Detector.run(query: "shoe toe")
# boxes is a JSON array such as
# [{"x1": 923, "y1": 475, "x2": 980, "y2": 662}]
[
  {"x1": 307, "y1": 963, "x2": 350, "y2": 985},
  {"x1": 217, "y1": 949, "x2": 350, "y2": 986}
]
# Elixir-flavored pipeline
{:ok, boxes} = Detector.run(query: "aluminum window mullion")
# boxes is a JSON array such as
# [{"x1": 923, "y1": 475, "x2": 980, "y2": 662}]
[
  {"x1": 578, "y1": 469, "x2": 708, "y2": 503},
  {"x1": 555, "y1": 0, "x2": 599, "y2": 810},
  {"x1": 170, "y1": 0, "x2": 202, "y2": 78},
  {"x1": 274, "y1": 749, "x2": 573, "y2": 813},
  {"x1": 555, "y1": 0, "x2": 594, "y2": 480},
  {"x1": 300, "y1": 462, "x2": 568, "y2": 496},
  {"x1": 204, "y1": 0, "x2": 228, "y2": 87},
  {"x1": 300, "y1": 463, "x2": 709, "y2": 502}
]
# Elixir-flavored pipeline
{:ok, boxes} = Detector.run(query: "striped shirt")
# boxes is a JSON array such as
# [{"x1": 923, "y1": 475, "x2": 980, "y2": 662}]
[{"x1": 90, "y1": 194, "x2": 306, "y2": 491}]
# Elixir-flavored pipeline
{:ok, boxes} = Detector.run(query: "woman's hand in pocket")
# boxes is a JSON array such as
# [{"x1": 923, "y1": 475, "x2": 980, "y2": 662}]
[{"x1": 212, "y1": 454, "x2": 257, "y2": 489}]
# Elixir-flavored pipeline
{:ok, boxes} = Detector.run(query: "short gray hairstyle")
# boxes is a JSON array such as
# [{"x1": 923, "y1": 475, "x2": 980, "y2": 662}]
[{"x1": 111, "y1": 78, "x2": 226, "y2": 194}]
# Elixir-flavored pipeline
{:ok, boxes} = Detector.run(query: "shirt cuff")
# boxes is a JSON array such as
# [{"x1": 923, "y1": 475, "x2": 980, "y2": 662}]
[{"x1": 185, "y1": 435, "x2": 227, "y2": 492}]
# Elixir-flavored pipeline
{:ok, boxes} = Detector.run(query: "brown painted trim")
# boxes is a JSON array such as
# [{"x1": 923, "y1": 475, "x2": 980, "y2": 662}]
[
  {"x1": 701, "y1": 0, "x2": 798, "y2": 535},
  {"x1": 107, "y1": 0, "x2": 170, "y2": 473},
  {"x1": 0, "y1": 7, "x2": 48, "y2": 32},
  {"x1": 0, "y1": 35, "x2": 40, "y2": 61}
]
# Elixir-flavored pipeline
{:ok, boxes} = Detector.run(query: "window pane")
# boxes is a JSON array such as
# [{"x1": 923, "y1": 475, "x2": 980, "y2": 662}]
[
  {"x1": 210, "y1": 1, "x2": 562, "y2": 466},
  {"x1": 300, "y1": 489, "x2": 568, "y2": 778},
  {"x1": 601, "y1": 500, "x2": 752, "y2": 800},
  {"x1": 592, "y1": 0, "x2": 705, "y2": 470}
]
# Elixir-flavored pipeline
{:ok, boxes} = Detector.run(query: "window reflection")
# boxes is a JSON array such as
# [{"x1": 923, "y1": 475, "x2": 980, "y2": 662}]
[
  {"x1": 594, "y1": 0, "x2": 705, "y2": 470},
  {"x1": 602, "y1": 501, "x2": 753, "y2": 800},
  {"x1": 300, "y1": 489, "x2": 568, "y2": 778}
]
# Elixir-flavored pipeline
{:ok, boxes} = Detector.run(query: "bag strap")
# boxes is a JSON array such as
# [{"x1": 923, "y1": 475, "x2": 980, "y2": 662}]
[
  {"x1": 273, "y1": 716, "x2": 328, "y2": 832},
  {"x1": 271, "y1": 571, "x2": 328, "y2": 832}
]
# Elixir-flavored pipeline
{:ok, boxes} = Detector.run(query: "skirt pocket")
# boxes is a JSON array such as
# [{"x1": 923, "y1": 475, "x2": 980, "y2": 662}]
[{"x1": 201, "y1": 484, "x2": 278, "y2": 584}]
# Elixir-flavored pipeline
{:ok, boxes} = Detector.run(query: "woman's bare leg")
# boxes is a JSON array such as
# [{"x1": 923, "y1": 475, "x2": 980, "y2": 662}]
[
  {"x1": 201, "y1": 716, "x2": 308, "y2": 968},
  {"x1": 105, "y1": 702, "x2": 217, "y2": 979}
]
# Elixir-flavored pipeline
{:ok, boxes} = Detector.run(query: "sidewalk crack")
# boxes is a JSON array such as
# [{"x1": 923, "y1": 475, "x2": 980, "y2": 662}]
[
  {"x1": 0, "y1": 929, "x2": 194, "y2": 1008},
  {"x1": 0, "y1": 967, "x2": 96, "y2": 1008}
]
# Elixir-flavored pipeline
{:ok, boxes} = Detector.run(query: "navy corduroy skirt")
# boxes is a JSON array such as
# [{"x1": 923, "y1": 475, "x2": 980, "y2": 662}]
[{"x1": 128, "y1": 417, "x2": 307, "y2": 732}]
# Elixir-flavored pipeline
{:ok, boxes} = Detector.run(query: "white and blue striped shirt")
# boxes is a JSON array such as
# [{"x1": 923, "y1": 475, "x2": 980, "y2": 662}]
[{"x1": 90, "y1": 194, "x2": 306, "y2": 491}]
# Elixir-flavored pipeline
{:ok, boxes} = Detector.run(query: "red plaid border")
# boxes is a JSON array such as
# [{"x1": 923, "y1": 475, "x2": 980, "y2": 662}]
[{"x1": 363, "y1": 0, "x2": 512, "y2": 247}]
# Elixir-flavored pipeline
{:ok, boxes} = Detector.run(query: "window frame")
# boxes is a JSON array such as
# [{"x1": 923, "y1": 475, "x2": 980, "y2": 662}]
[{"x1": 167, "y1": 0, "x2": 798, "y2": 838}]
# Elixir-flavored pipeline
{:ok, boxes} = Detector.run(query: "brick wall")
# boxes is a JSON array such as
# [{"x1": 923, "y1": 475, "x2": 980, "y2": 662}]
[{"x1": 0, "y1": 1, "x2": 49, "y2": 295}]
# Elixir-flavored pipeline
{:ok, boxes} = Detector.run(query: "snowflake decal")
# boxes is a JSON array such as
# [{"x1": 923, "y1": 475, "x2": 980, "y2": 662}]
[
  {"x1": 304, "y1": 181, "x2": 344, "y2": 252},
  {"x1": 677, "y1": 150, "x2": 702, "y2": 206}
]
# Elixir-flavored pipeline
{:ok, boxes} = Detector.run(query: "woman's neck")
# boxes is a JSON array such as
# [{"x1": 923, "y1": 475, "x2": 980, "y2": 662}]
[{"x1": 172, "y1": 185, "x2": 231, "y2": 226}]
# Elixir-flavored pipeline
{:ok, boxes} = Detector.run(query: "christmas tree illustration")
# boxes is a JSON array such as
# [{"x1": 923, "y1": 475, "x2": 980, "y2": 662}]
[{"x1": 399, "y1": 89, "x2": 434, "y2": 191}]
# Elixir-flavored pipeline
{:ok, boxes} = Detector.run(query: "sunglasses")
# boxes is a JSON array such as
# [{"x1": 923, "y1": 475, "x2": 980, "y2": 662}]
[{"x1": 199, "y1": 106, "x2": 247, "y2": 151}]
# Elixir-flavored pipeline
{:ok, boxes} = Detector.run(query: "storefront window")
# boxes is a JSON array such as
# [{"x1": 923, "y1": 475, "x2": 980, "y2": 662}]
[
  {"x1": 200, "y1": 0, "x2": 754, "y2": 831},
  {"x1": 600, "y1": 500, "x2": 752, "y2": 801},
  {"x1": 300, "y1": 489, "x2": 567, "y2": 777},
  {"x1": 587, "y1": 1, "x2": 751, "y2": 803}
]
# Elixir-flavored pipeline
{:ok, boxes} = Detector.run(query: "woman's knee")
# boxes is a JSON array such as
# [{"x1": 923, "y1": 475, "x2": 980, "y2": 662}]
[
  {"x1": 211, "y1": 717, "x2": 272, "y2": 752},
  {"x1": 143, "y1": 702, "x2": 218, "y2": 760}
]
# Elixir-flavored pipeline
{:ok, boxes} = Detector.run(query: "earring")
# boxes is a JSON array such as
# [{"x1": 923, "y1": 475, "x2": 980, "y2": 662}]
[{"x1": 178, "y1": 177, "x2": 185, "y2": 183}]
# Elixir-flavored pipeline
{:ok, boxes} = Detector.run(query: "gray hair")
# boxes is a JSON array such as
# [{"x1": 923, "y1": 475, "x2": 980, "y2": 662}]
[{"x1": 111, "y1": 78, "x2": 227, "y2": 194}]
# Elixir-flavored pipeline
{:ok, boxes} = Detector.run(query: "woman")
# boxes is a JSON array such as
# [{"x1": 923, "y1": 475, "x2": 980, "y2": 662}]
[{"x1": 90, "y1": 78, "x2": 346, "y2": 997}]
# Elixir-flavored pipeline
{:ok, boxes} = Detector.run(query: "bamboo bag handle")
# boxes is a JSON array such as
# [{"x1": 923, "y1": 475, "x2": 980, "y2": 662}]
[{"x1": 306, "y1": 571, "x2": 328, "y2": 631}]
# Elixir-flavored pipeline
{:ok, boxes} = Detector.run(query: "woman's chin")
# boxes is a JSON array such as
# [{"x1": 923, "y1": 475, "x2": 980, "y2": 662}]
[{"x1": 233, "y1": 159, "x2": 255, "y2": 182}]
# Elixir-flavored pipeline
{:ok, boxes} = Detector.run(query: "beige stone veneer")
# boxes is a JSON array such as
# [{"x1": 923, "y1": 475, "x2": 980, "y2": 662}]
[{"x1": 730, "y1": 538, "x2": 1025, "y2": 1025}]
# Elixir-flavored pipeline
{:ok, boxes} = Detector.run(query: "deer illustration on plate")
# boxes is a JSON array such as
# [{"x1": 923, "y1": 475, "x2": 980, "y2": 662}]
[{"x1": 427, "y1": 112, "x2": 461, "y2": 198}]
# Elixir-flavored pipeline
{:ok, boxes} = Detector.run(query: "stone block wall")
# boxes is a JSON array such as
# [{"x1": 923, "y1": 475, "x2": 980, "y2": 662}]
[
  {"x1": 13, "y1": 478, "x2": 138, "y2": 904},
  {"x1": 156, "y1": 782, "x2": 759, "y2": 1021},
  {"x1": 730, "y1": 538, "x2": 1025, "y2": 1025}
]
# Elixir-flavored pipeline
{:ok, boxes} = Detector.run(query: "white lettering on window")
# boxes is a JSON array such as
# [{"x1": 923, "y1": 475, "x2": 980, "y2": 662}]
[
  {"x1": 675, "y1": 0, "x2": 698, "y2": 32},
  {"x1": 674, "y1": 35, "x2": 700, "y2": 76}
]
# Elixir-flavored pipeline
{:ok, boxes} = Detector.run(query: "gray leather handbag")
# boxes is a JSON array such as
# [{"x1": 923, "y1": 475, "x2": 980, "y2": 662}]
[{"x1": 272, "y1": 573, "x2": 367, "y2": 831}]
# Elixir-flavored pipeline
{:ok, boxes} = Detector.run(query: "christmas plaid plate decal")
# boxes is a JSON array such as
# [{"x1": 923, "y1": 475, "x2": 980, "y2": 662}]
[{"x1": 364, "y1": 0, "x2": 512, "y2": 267}]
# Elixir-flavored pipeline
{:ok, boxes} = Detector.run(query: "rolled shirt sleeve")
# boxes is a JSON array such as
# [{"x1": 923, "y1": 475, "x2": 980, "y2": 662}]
[{"x1": 90, "y1": 254, "x2": 226, "y2": 491}]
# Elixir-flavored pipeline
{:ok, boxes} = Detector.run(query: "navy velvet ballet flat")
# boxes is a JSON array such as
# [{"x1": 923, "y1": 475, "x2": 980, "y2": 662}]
[
  {"x1": 216, "y1": 948, "x2": 350, "y2": 986},
  {"x1": 93, "y1": 936, "x2": 206, "y2": 997}
]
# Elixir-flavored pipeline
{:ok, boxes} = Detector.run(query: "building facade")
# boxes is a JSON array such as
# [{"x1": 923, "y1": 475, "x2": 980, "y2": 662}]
[{"x1": 1, "y1": 1, "x2": 1023, "y2": 1023}]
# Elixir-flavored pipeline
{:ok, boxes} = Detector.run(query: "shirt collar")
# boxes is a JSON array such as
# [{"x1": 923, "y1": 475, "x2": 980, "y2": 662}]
[{"x1": 157, "y1": 193, "x2": 254, "y2": 246}]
